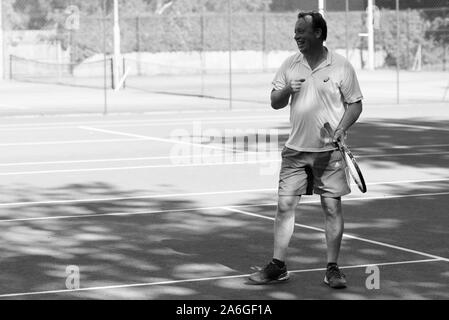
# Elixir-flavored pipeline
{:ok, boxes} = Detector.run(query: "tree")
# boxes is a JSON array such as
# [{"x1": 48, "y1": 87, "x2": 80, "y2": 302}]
[{"x1": 162, "y1": 0, "x2": 272, "y2": 14}]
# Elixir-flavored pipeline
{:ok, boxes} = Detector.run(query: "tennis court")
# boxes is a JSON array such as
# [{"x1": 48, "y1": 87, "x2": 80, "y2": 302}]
[{"x1": 0, "y1": 97, "x2": 447, "y2": 300}]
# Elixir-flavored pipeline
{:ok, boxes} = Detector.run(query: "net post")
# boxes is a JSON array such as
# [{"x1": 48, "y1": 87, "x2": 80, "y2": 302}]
[
  {"x1": 122, "y1": 56, "x2": 126, "y2": 89},
  {"x1": 111, "y1": 58, "x2": 115, "y2": 90}
]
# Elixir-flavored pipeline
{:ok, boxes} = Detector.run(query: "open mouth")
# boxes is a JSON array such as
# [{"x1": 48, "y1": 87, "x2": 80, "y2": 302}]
[{"x1": 297, "y1": 40, "x2": 305, "y2": 47}]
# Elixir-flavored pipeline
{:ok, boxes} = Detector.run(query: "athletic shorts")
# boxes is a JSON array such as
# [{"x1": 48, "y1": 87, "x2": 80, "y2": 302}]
[{"x1": 278, "y1": 147, "x2": 351, "y2": 198}]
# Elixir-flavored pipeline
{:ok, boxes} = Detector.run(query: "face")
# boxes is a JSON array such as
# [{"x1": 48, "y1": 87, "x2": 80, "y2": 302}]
[{"x1": 294, "y1": 16, "x2": 321, "y2": 53}]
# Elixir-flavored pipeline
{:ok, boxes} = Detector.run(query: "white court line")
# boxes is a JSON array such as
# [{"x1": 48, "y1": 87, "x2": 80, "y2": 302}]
[
  {"x1": 2, "y1": 150, "x2": 449, "y2": 175},
  {"x1": 0, "y1": 137, "x2": 146, "y2": 147},
  {"x1": 0, "y1": 258, "x2": 441, "y2": 298},
  {"x1": 359, "y1": 151, "x2": 449, "y2": 158},
  {"x1": 1, "y1": 149, "x2": 448, "y2": 168},
  {"x1": 0, "y1": 115, "x2": 445, "y2": 132},
  {"x1": 79, "y1": 126, "x2": 242, "y2": 154},
  {"x1": 0, "y1": 188, "x2": 275, "y2": 207},
  {"x1": 0, "y1": 153, "x2": 230, "y2": 167},
  {"x1": 0, "y1": 115, "x2": 288, "y2": 131},
  {"x1": 224, "y1": 207, "x2": 449, "y2": 263},
  {"x1": 0, "y1": 159, "x2": 278, "y2": 176},
  {"x1": 0, "y1": 202, "x2": 278, "y2": 223},
  {"x1": 0, "y1": 189, "x2": 449, "y2": 223},
  {"x1": 354, "y1": 143, "x2": 449, "y2": 151},
  {"x1": 0, "y1": 103, "x2": 29, "y2": 110},
  {"x1": 0, "y1": 113, "x2": 445, "y2": 132},
  {"x1": 378, "y1": 122, "x2": 449, "y2": 132}
]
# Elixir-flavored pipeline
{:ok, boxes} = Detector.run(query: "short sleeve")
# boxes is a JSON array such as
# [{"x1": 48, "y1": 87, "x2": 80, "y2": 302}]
[
  {"x1": 272, "y1": 57, "x2": 292, "y2": 91},
  {"x1": 340, "y1": 61, "x2": 363, "y2": 104}
]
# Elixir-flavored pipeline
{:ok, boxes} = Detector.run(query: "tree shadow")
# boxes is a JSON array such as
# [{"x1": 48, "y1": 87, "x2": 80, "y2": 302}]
[
  {"x1": 222, "y1": 118, "x2": 449, "y2": 170},
  {"x1": 0, "y1": 178, "x2": 448, "y2": 299}
]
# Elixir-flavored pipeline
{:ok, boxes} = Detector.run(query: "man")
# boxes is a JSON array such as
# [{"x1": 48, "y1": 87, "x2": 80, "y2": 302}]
[{"x1": 249, "y1": 12, "x2": 363, "y2": 289}]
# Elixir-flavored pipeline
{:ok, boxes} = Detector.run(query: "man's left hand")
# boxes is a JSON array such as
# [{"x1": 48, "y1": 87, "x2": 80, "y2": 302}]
[{"x1": 333, "y1": 128, "x2": 345, "y2": 143}]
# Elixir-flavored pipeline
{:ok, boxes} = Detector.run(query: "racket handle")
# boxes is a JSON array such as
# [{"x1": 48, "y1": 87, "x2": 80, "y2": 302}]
[{"x1": 323, "y1": 122, "x2": 332, "y2": 134}]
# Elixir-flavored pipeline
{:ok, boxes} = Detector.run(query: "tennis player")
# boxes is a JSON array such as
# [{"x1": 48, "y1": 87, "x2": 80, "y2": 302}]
[{"x1": 249, "y1": 11, "x2": 363, "y2": 288}]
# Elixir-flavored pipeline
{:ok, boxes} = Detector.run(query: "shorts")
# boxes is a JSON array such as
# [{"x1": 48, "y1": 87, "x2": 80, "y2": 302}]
[{"x1": 278, "y1": 147, "x2": 351, "y2": 198}]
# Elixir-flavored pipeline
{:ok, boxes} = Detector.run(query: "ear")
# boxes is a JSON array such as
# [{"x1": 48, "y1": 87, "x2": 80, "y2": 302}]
[{"x1": 314, "y1": 28, "x2": 322, "y2": 39}]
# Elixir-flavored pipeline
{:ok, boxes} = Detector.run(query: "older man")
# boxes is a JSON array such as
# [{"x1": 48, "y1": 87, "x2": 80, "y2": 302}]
[{"x1": 249, "y1": 11, "x2": 363, "y2": 289}]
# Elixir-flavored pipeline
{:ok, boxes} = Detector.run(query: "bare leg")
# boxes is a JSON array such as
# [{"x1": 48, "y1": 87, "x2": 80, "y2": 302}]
[
  {"x1": 273, "y1": 195, "x2": 300, "y2": 261},
  {"x1": 321, "y1": 196, "x2": 344, "y2": 263}
]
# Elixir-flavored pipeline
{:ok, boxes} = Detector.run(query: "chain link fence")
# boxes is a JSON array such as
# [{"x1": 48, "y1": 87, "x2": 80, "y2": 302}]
[{"x1": 0, "y1": 0, "x2": 448, "y2": 115}]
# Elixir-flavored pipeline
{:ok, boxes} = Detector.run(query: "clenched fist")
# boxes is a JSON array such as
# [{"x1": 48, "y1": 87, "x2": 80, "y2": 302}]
[{"x1": 288, "y1": 79, "x2": 306, "y2": 93}]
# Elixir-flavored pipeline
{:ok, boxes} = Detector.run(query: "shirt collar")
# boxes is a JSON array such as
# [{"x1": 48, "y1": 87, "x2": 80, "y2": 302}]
[{"x1": 294, "y1": 47, "x2": 333, "y2": 68}]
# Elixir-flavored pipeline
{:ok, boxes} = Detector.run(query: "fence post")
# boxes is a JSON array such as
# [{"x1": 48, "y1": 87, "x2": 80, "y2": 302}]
[
  {"x1": 406, "y1": 8, "x2": 410, "y2": 69},
  {"x1": 262, "y1": 13, "x2": 266, "y2": 72},
  {"x1": 9, "y1": 54, "x2": 12, "y2": 80},
  {"x1": 135, "y1": 16, "x2": 140, "y2": 76},
  {"x1": 396, "y1": 0, "x2": 400, "y2": 104},
  {"x1": 200, "y1": 12, "x2": 205, "y2": 96},
  {"x1": 0, "y1": 1, "x2": 3, "y2": 80},
  {"x1": 345, "y1": 0, "x2": 349, "y2": 60},
  {"x1": 227, "y1": 0, "x2": 232, "y2": 110}
]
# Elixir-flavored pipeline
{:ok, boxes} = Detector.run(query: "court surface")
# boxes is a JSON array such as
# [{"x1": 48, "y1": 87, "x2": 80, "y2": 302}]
[{"x1": 0, "y1": 100, "x2": 448, "y2": 300}]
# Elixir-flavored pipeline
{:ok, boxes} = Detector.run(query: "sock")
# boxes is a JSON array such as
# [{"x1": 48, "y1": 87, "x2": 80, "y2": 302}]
[
  {"x1": 272, "y1": 258, "x2": 285, "y2": 268},
  {"x1": 327, "y1": 262, "x2": 338, "y2": 269}
]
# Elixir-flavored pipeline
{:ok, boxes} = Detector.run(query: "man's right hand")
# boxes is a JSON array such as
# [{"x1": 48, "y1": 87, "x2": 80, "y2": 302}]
[
  {"x1": 288, "y1": 79, "x2": 306, "y2": 93},
  {"x1": 271, "y1": 79, "x2": 305, "y2": 109}
]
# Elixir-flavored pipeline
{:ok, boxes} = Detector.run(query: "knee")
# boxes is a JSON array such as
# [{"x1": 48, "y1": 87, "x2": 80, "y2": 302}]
[
  {"x1": 277, "y1": 197, "x2": 298, "y2": 215},
  {"x1": 323, "y1": 202, "x2": 341, "y2": 218}
]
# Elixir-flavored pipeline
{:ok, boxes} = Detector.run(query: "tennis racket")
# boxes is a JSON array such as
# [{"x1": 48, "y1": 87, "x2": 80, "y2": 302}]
[{"x1": 324, "y1": 122, "x2": 367, "y2": 193}]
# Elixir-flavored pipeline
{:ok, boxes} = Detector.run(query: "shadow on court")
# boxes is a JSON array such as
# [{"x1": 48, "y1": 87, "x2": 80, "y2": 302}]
[
  {"x1": 224, "y1": 118, "x2": 449, "y2": 169},
  {"x1": 0, "y1": 179, "x2": 448, "y2": 300}
]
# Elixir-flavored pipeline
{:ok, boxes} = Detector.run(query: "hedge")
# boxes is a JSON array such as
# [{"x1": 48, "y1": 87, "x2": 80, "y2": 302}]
[{"x1": 68, "y1": 10, "x2": 446, "y2": 69}]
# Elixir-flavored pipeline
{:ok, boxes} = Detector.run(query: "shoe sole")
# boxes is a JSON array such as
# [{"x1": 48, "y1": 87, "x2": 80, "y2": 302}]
[
  {"x1": 248, "y1": 272, "x2": 290, "y2": 285},
  {"x1": 324, "y1": 276, "x2": 347, "y2": 289}
]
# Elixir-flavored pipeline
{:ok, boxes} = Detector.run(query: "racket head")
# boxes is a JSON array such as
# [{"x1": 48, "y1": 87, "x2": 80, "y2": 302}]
[
  {"x1": 338, "y1": 144, "x2": 367, "y2": 193},
  {"x1": 323, "y1": 122, "x2": 367, "y2": 193}
]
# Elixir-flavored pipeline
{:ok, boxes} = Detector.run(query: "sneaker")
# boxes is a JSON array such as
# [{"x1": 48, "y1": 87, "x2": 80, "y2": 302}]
[
  {"x1": 324, "y1": 264, "x2": 347, "y2": 289},
  {"x1": 248, "y1": 261, "x2": 289, "y2": 285}
]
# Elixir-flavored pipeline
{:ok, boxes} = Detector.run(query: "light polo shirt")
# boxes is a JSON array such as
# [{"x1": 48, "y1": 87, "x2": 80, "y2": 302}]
[{"x1": 272, "y1": 48, "x2": 363, "y2": 152}]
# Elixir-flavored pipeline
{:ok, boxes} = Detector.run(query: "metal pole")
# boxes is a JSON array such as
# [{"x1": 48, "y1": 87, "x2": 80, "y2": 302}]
[
  {"x1": 319, "y1": 0, "x2": 325, "y2": 45},
  {"x1": 367, "y1": 0, "x2": 375, "y2": 70},
  {"x1": 200, "y1": 9, "x2": 205, "y2": 96},
  {"x1": 396, "y1": 0, "x2": 400, "y2": 104},
  {"x1": 136, "y1": 16, "x2": 141, "y2": 76},
  {"x1": 103, "y1": 0, "x2": 108, "y2": 115},
  {"x1": 228, "y1": 0, "x2": 232, "y2": 110},
  {"x1": 0, "y1": 0, "x2": 4, "y2": 80},
  {"x1": 262, "y1": 12, "x2": 267, "y2": 72},
  {"x1": 345, "y1": 0, "x2": 349, "y2": 59},
  {"x1": 113, "y1": 0, "x2": 121, "y2": 91},
  {"x1": 318, "y1": 0, "x2": 325, "y2": 16}
]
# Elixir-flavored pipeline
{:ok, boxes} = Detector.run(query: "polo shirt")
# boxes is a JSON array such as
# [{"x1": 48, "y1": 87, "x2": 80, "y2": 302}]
[{"x1": 272, "y1": 48, "x2": 363, "y2": 152}]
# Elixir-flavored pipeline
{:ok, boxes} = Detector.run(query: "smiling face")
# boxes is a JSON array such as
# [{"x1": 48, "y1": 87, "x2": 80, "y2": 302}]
[{"x1": 294, "y1": 15, "x2": 322, "y2": 54}]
